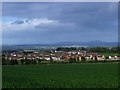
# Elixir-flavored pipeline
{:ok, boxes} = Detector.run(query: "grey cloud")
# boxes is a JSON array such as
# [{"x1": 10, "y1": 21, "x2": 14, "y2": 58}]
[
  {"x1": 2, "y1": 2, "x2": 118, "y2": 44},
  {"x1": 11, "y1": 20, "x2": 24, "y2": 24}
]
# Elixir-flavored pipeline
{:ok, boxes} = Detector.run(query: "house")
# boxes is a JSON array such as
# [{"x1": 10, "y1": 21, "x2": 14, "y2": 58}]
[
  {"x1": 97, "y1": 55, "x2": 105, "y2": 61},
  {"x1": 52, "y1": 57, "x2": 61, "y2": 61}
]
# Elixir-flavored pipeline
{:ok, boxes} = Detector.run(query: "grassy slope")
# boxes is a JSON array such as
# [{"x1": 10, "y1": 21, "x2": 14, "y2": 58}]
[{"x1": 2, "y1": 63, "x2": 119, "y2": 88}]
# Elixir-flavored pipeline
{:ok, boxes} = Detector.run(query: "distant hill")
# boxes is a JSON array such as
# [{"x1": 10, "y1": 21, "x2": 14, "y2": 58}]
[
  {"x1": 2, "y1": 41, "x2": 118, "y2": 50},
  {"x1": 53, "y1": 41, "x2": 118, "y2": 47}
]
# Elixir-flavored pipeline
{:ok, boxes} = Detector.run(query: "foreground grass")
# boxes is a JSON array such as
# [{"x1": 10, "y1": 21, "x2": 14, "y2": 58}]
[{"x1": 2, "y1": 63, "x2": 119, "y2": 88}]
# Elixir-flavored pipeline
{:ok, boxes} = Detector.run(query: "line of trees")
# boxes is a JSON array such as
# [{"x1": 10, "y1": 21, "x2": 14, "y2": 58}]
[
  {"x1": 2, "y1": 58, "x2": 42, "y2": 65},
  {"x1": 89, "y1": 47, "x2": 119, "y2": 53},
  {"x1": 56, "y1": 46, "x2": 119, "y2": 53},
  {"x1": 2, "y1": 57, "x2": 119, "y2": 65},
  {"x1": 56, "y1": 47, "x2": 77, "y2": 51},
  {"x1": 2, "y1": 56, "x2": 88, "y2": 65}
]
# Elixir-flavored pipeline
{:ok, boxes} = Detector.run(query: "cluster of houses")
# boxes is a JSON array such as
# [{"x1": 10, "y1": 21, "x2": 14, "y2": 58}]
[{"x1": 2, "y1": 49, "x2": 120, "y2": 63}]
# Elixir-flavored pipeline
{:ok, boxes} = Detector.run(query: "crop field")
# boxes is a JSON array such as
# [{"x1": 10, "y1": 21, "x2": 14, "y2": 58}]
[{"x1": 2, "y1": 63, "x2": 119, "y2": 88}]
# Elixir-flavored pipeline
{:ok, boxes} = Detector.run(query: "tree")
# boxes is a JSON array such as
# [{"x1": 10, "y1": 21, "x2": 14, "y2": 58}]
[
  {"x1": 81, "y1": 56, "x2": 86, "y2": 62},
  {"x1": 50, "y1": 56, "x2": 53, "y2": 63},
  {"x1": 24, "y1": 58, "x2": 30, "y2": 65},
  {"x1": 32, "y1": 60, "x2": 36, "y2": 64},
  {"x1": 20, "y1": 59, "x2": 24, "y2": 65},
  {"x1": 10, "y1": 60, "x2": 18, "y2": 65},
  {"x1": 2, "y1": 59, "x2": 10, "y2": 65},
  {"x1": 95, "y1": 56, "x2": 97, "y2": 61},
  {"x1": 69, "y1": 57, "x2": 76, "y2": 63}
]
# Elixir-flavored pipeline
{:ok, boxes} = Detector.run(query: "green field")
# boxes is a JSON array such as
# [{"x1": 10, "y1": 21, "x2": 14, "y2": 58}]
[{"x1": 2, "y1": 63, "x2": 119, "y2": 88}]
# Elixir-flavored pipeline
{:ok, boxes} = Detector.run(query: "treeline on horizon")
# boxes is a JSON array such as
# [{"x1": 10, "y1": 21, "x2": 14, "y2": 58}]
[
  {"x1": 2, "y1": 46, "x2": 120, "y2": 54},
  {"x1": 56, "y1": 46, "x2": 120, "y2": 53}
]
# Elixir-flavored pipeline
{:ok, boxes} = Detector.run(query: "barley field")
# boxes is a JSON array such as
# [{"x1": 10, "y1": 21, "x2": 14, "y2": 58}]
[{"x1": 2, "y1": 63, "x2": 119, "y2": 88}]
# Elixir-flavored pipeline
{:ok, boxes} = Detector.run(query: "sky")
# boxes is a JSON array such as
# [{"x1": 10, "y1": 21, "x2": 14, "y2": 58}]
[{"x1": 2, "y1": 2, "x2": 118, "y2": 45}]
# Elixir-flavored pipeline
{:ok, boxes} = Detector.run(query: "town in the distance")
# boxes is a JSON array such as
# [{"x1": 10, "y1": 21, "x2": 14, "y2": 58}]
[{"x1": 2, "y1": 44, "x2": 120, "y2": 65}]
